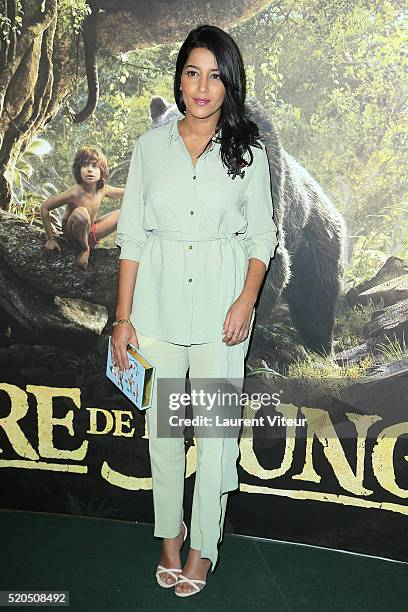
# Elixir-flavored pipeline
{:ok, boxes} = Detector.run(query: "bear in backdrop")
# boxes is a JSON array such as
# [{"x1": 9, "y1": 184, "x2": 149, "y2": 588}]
[{"x1": 149, "y1": 96, "x2": 346, "y2": 358}]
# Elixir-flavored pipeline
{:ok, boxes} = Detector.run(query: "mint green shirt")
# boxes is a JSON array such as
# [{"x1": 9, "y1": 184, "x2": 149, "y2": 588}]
[{"x1": 116, "y1": 117, "x2": 279, "y2": 344}]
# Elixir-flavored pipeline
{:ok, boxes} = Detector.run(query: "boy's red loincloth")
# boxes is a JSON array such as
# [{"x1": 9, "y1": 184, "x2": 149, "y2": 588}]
[{"x1": 88, "y1": 222, "x2": 99, "y2": 249}]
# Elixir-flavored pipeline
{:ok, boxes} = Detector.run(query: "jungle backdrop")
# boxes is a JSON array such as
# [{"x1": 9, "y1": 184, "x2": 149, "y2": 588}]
[{"x1": 0, "y1": 0, "x2": 407, "y2": 563}]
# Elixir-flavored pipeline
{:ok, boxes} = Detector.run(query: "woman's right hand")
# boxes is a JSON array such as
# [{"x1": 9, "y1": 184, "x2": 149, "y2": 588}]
[{"x1": 111, "y1": 321, "x2": 139, "y2": 373}]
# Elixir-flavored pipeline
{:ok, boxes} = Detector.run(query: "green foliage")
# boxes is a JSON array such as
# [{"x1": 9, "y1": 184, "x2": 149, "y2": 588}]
[
  {"x1": 0, "y1": 0, "x2": 23, "y2": 43},
  {"x1": 334, "y1": 298, "x2": 382, "y2": 351},
  {"x1": 231, "y1": 0, "x2": 408, "y2": 283},
  {"x1": 59, "y1": 0, "x2": 91, "y2": 34},
  {"x1": 287, "y1": 351, "x2": 373, "y2": 380},
  {"x1": 5, "y1": 138, "x2": 51, "y2": 190},
  {"x1": 9, "y1": 193, "x2": 43, "y2": 226},
  {"x1": 7, "y1": 138, "x2": 53, "y2": 224},
  {"x1": 376, "y1": 332, "x2": 408, "y2": 363}
]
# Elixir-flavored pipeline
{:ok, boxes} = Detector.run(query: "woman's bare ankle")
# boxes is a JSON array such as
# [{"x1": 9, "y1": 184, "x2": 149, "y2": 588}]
[
  {"x1": 181, "y1": 549, "x2": 211, "y2": 574},
  {"x1": 157, "y1": 525, "x2": 186, "y2": 584},
  {"x1": 174, "y1": 551, "x2": 210, "y2": 593},
  {"x1": 160, "y1": 525, "x2": 185, "y2": 559}
]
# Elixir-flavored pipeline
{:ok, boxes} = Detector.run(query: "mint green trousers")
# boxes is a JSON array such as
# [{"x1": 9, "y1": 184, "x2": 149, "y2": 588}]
[{"x1": 135, "y1": 316, "x2": 254, "y2": 572}]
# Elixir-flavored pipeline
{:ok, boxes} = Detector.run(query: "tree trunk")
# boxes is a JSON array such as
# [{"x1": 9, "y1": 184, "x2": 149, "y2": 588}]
[{"x1": 0, "y1": 0, "x2": 75, "y2": 209}]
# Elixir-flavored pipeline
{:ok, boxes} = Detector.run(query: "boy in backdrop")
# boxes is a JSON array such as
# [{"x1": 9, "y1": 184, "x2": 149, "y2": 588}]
[{"x1": 41, "y1": 146, "x2": 124, "y2": 268}]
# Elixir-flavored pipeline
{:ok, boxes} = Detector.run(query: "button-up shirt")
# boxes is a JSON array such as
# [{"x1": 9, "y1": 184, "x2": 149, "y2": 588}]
[{"x1": 116, "y1": 116, "x2": 279, "y2": 344}]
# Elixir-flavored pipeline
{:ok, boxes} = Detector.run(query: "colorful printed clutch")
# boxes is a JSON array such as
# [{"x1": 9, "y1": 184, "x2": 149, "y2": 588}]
[{"x1": 106, "y1": 336, "x2": 156, "y2": 410}]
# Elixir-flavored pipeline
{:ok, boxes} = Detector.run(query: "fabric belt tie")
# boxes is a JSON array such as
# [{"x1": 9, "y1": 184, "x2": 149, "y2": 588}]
[{"x1": 148, "y1": 230, "x2": 239, "y2": 242}]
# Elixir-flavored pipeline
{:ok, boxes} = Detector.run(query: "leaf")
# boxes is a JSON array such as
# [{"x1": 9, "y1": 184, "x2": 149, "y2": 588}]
[
  {"x1": 3, "y1": 168, "x2": 13, "y2": 185},
  {"x1": 15, "y1": 160, "x2": 33, "y2": 179},
  {"x1": 26, "y1": 138, "x2": 52, "y2": 156}
]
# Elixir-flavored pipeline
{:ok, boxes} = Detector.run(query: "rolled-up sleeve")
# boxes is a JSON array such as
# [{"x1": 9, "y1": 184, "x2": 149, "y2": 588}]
[
  {"x1": 116, "y1": 138, "x2": 147, "y2": 262},
  {"x1": 242, "y1": 144, "x2": 279, "y2": 268}
]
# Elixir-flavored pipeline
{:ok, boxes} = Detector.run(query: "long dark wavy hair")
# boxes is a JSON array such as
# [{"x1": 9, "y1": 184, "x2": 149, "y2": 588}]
[{"x1": 174, "y1": 24, "x2": 262, "y2": 180}]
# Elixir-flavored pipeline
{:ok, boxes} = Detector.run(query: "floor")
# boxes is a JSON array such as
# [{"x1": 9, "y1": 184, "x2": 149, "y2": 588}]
[{"x1": 0, "y1": 510, "x2": 407, "y2": 611}]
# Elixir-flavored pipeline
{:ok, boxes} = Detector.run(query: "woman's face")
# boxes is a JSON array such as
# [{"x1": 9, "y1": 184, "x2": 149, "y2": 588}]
[{"x1": 180, "y1": 47, "x2": 225, "y2": 124}]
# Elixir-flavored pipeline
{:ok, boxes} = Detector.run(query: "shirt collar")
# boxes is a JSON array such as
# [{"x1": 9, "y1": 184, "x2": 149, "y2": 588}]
[
  {"x1": 169, "y1": 116, "x2": 182, "y2": 145},
  {"x1": 169, "y1": 116, "x2": 222, "y2": 151}
]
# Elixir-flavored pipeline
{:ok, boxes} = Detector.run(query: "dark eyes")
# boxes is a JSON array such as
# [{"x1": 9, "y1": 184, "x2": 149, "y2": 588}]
[{"x1": 186, "y1": 70, "x2": 221, "y2": 79}]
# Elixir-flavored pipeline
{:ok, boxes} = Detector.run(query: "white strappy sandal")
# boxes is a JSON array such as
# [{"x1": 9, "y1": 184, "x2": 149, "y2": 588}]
[
  {"x1": 174, "y1": 574, "x2": 206, "y2": 597},
  {"x1": 155, "y1": 520, "x2": 188, "y2": 588}
]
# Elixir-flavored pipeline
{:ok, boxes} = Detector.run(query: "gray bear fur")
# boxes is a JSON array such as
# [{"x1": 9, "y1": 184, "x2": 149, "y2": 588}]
[{"x1": 149, "y1": 96, "x2": 346, "y2": 356}]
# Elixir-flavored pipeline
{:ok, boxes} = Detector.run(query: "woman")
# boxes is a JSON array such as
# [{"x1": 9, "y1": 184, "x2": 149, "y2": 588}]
[{"x1": 112, "y1": 24, "x2": 278, "y2": 597}]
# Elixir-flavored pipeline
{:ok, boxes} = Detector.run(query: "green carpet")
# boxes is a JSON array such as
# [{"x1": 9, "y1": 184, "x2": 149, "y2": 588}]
[{"x1": 0, "y1": 510, "x2": 407, "y2": 611}]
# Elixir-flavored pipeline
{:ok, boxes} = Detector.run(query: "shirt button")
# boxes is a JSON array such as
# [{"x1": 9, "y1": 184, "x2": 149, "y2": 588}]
[
  {"x1": 188, "y1": 245, "x2": 192, "y2": 249},
  {"x1": 193, "y1": 175, "x2": 196, "y2": 180},
  {"x1": 190, "y1": 210, "x2": 194, "y2": 215},
  {"x1": 188, "y1": 278, "x2": 192, "y2": 282}
]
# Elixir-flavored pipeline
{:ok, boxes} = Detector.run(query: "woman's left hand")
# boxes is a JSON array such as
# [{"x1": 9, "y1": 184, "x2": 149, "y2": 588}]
[{"x1": 222, "y1": 297, "x2": 254, "y2": 346}]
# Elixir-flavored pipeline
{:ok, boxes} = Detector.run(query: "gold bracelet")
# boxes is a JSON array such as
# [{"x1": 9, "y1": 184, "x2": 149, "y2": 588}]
[{"x1": 112, "y1": 318, "x2": 132, "y2": 327}]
